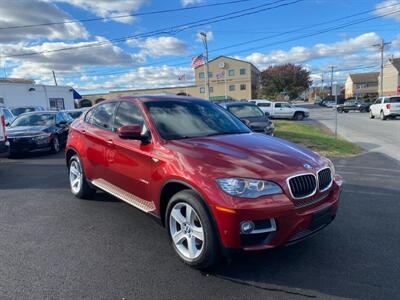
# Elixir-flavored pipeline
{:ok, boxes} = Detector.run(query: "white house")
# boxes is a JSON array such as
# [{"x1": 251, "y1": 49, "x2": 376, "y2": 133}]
[{"x1": 0, "y1": 78, "x2": 76, "y2": 110}]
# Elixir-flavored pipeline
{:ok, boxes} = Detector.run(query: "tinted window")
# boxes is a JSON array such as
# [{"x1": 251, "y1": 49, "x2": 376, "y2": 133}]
[
  {"x1": 3, "y1": 109, "x2": 13, "y2": 122},
  {"x1": 145, "y1": 100, "x2": 250, "y2": 140},
  {"x1": 389, "y1": 97, "x2": 400, "y2": 103},
  {"x1": 11, "y1": 107, "x2": 36, "y2": 116},
  {"x1": 90, "y1": 102, "x2": 117, "y2": 130},
  {"x1": 258, "y1": 103, "x2": 271, "y2": 107},
  {"x1": 114, "y1": 102, "x2": 144, "y2": 129},
  {"x1": 228, "y1": 105, "x2": 264, "y2": 118},
  {"x1": 275, "y1": 103, "x2": 282, "y2": 108}
]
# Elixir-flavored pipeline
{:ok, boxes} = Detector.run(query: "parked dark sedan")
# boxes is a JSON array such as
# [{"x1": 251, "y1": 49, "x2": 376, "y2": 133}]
[
  {"x1": 337, "y1": 100, "x2": 370, "y2": 113},
  {"x1": 6, "y1": 111, "x2": 72, "y2": 156},
  {"x1": 219, "y1": 102, "x2": 275, "y2": 135}
]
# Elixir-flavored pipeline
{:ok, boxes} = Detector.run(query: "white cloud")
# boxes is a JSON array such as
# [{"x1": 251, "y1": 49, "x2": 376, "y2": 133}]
[
  {"x1": 196, "y1": 31, "x2": 214, "y2": 42},
  {"x1": 127, "y1": 36, "x2": 189, "y2": 57},
  {"x1": 245, "y1": 33, "x2": 382, "y2": 69},
  {"x1": 0, "y1": 0, "x2": 88, "y2": 42},
  {"x1": 51, "y1": 0, "x2": 149, "y2": 23},
  {"x1": 75, "y1": 65, "x2": 193, "y2": 91},
  {"x1": 3, "y1": 37, "x2": 138, "y2": 82},
  {"x1": 375, "y1": 0, "x2": 400, "y2": 21},
  {"x1": 181, "y1": 0, "x2": 205, "y2": 7}
]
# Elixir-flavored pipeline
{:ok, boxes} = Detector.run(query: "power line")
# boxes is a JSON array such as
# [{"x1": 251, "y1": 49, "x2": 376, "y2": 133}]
[
  {"x1": 0, "y1": 0, "x2": 256, "y2": 30},
  {"x1": 3, "y1": 0, "x2": 302, "y2": 58}
]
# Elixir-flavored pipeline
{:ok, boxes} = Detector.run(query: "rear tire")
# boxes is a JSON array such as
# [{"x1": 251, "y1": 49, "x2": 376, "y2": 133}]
[
  {"x1": 166, "y1": 190, "x2": 220, "y2": 269},
  {"x1": 380, "y1": 110, "x2": 386, "y2": 121},
  {"x1": 294, "y1": 112, "x2": 304, "y2": 121},
  {"x1": 68, "y1": 155, "x2": 96, "y2": 199}
]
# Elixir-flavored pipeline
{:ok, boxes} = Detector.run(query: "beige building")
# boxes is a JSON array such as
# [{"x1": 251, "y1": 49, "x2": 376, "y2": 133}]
[
  {"x1": 344, "y1": 72, "x2": 379, "y2": 99},
  {"x1": 80, "y1": 55, "x2": 260, "y2": 106},
  {"x1": 379, "y1": 58, "x2": 400, "y2": 96}
]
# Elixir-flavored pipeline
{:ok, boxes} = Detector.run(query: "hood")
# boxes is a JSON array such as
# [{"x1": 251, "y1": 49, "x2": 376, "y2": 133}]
[
  {"x1": 295, "y1": 107, "x2": 309, "y2": 112},
  {"x1": 167, "y1": 133, "x2": 327, "y2": 180},
  {"x1": 6, "y1": 126, "x2": 51, "y2": 137}
]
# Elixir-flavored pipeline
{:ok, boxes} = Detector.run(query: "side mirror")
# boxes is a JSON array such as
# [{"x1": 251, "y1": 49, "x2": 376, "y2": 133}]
[
  {"x1": 264, "y1": 111, "x2": 270, "y2": 117},
  {"x1": 117, "y1": 125, "x2": 150, "y2": 143}
]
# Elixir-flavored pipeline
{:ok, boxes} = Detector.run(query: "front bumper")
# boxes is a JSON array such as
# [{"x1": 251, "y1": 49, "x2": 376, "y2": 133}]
[
  {"x1": 8, "y1": 137, "x2": 51, "y2": 154},
  {"x1": 211, "y1": 176, "x2": 343, "y2": 250},
  {"x1": 0, "y1": 140, "x2": 10, "y2": 156}
]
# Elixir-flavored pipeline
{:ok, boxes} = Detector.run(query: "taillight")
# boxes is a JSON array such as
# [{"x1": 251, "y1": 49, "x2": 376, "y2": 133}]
[
  {"x1": 1, "y1": 115, "x2": 6, "y2": 140},
  {"x1": 386, "y1": 104, "x2": 391, "y2": 109}
]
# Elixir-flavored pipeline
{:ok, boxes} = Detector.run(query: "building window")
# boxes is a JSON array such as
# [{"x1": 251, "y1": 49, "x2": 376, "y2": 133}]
[
  {"x1": 229, "y1": 85, "x2": 235, "y2": 91},
  {"x1": 240, "y1": 84, "x2": 246, "y2": 90},
  {"x1": 208, "y1": 72, "x2": 213, "y2": 78},
  {"x1": 228, "y1": 69, "x2": 235, "y2": 76},
  {"x1": 240, "y1": 68, "x2": 246, "y2": 75},
  {"x1": 209, "y1": 87, "x2": 213, "y2": 93},
  {"x1": 200, "y1": 87, "x2": 205, "y2": 93},
  {"x1": 199, "y1": 72, "x2": 205, "y2": 79}
]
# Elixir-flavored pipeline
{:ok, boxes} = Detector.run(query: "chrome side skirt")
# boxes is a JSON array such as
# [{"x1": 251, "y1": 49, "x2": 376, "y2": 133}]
[{"x1": 92, "y1": 178, "x2": 155, "y2": 213}]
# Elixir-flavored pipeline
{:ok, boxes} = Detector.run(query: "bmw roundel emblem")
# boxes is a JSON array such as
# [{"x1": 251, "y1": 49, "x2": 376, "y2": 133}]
[{"x1": 303, "y1": 163, "x2": 312, "y2": 170}]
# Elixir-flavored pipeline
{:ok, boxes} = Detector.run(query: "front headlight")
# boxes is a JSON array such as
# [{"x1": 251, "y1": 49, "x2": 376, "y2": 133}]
[
  {"x1": 33, "y1": 134, "x2": 50, "y2": 144},
  {"x1": 216, "y1": 178, "x2": 282, "y2": 198}
]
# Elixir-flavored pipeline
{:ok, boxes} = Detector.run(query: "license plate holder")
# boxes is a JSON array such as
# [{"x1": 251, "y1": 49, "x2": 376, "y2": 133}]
[{"x1": 309, "y1": 206, "x2": 333, "y2": 231}]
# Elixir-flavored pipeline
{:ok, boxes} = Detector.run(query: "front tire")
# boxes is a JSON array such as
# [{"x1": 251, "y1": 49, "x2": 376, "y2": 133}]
[
  {"x1": 294, "y1": 112, "x2": 304, "y2": 121},
  {"x1": 51, "y1": 135, "x2": 60, "y2": 153},
  {"x1": 166, "y1": 190, "x2": 219, "y2": 269},
  {"x1": 69, "y1": 155, "x2": 96, "y2": 199},
  {"x1": 369, "y1": 110, "x2": 375, "y2": 119}
]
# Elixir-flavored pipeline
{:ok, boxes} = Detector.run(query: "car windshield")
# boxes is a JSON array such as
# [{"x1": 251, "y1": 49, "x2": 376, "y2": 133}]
[
  {"x1": 11, "y1": 107, "x2": 37, "y2": 116},
  {"x1": 228, "y1": 104, "x2": 264, "y2": 118},
  {"x1": 145, "y1": 100, "x2": 250, "y2": 140},
  {"x1": 389, "y1": 97, "x2": 400, "y2": 103},
  {"x1": 10, "y1": 113, "x2": 55, "y2": 127}
]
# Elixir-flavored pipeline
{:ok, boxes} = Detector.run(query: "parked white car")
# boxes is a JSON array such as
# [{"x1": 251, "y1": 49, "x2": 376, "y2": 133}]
[
  {"x1": 249, "y1": 99, "x2": 310, "y2": 120},
  {"x1": 369, "y1": 96, "x2": 400, "y2": 120}
]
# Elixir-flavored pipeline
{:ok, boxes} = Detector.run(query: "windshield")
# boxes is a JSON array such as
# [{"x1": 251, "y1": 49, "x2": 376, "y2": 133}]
[
  {"x1": 228, "y1": 104, "x2": 264, "y2": 118},
  {"x1": 10, "y1": 113, "x2": 55, "y2": 127},
  {"x1": 145, "y1": 100, "x2": 250, "y2": 140},
  {"x1": 11, "y1": 107, "x2": 37, "y2": 116}
]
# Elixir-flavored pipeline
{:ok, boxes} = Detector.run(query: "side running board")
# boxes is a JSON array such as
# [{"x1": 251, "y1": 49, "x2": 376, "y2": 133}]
[{"x1": 92, "y1": 179, "x2": 155, "y2": 213}]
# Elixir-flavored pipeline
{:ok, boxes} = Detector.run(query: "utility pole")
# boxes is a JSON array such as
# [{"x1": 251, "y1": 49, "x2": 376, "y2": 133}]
[
  {"x1": 52, "y1": 70, "x2": 58, "y2": 86},
  {"x1": 373, "y1": 39, "x2": 391, "y2": 96},
  {"x1": 200, "y1": 32, "x2": 210, "y2": 100},
  {"x1": 330, "y1": 66, "x2": 334, "y2": 97},
  {"x1": 321, "y1": 72, "x2": 324, "y2": 99},
  {"x1": 329, "y1": 66, "x2": 338, "y2": 139}
]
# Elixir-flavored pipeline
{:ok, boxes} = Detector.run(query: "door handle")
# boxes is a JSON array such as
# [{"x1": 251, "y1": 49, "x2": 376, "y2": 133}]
[{"x1": 107, "y1": 139, "x2": 114, "y2": 146}]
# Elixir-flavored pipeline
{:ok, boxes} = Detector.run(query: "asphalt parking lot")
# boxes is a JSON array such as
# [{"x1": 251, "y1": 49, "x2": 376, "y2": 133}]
[{"x1": 1, "y1": 151, "x2": 399, "y2": 299}]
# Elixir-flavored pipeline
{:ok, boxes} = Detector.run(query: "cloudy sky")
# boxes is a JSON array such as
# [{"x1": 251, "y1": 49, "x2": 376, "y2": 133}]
[{"x1": 0, "y1": 0, "x2": 400, "y2": 94}]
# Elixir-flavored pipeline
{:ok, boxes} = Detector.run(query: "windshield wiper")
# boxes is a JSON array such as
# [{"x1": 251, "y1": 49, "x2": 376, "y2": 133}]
[{"x1": 204, "y1": 131, "x2": 248, "y2": 137}]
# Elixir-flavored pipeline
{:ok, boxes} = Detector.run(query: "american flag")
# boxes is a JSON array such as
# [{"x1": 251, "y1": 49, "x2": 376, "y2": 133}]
[
  {"x1": 178, "y1": 74, "x2": 185, "y2": 81},
  {"x1": 216, "y1": 71, "x2": 225, "y2": 79},
  {"x1": 191, "y1": 54, "x2": 204, "y2": 68}
]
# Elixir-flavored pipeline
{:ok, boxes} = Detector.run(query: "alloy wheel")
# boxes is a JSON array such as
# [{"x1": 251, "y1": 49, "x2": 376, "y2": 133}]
[
  {"x1": 69, "y1": 160, "x2": 82, "y2": 194},
  {"x1": 53, "y1": 137, "x2": 60, "y2": 152},
  {"x1": 169, "y1": 202, "x2": 205, "y2": 261}
]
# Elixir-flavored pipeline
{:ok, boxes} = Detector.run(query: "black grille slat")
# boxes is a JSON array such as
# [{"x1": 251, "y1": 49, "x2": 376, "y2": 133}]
[
  {"x1": 289, "y1": 174, "x2": 316, "y2": 198},
  {"x1": 318, "y1": 168, "x2": 332, "y2": 191}
]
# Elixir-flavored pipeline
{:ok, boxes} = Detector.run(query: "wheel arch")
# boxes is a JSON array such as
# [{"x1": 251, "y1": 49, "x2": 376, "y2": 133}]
[{"x1": 65, "y1": 147, "x2": 78, "y2": 167}]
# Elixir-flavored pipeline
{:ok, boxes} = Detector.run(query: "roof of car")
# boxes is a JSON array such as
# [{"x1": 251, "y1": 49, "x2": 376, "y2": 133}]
[
  {"x1": 17, "y1": 111, "x2": 58, "y2": 115},
  {"x1": 102, "y1": 95, "x2": 213, "y2": 104},
  {"x1": 218, "y1": 101, "x2": 254, "y2": 107}
]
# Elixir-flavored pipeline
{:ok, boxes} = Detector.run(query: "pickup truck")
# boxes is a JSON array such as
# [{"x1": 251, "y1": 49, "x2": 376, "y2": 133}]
[
  {"x1": 337, "y1": 100, "x2": 370, "y2": 113},
  {"x1": 369, "y1": 96, "x2": 400, "y2": 120},
  {"x1": 249, "y1": 100, "x2": 310, "y2": 120}
]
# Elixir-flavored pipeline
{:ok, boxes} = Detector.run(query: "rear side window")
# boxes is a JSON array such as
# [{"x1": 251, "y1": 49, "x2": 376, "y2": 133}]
[
  {"x1": 258, "y1": 103, "x2": 271, "y2": 107},
  {"x1": 275, "y1": 103, "x2": 282, "y2": 108},
  {"x1": 389, "y1": 97, "x2": 400, "y2": 103},
  {"x1": 88, "y1": 102, "x2": 117, "y2": 130},
  {"x1": 113, "y1": 101, "x2": 144, "y2": 129}
]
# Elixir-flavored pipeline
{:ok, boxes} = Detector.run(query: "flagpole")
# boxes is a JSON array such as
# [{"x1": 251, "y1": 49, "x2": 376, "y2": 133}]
[
  {"x1": 224, "y1": 70, "x2": 227, "y2": 100},
  {"x1": 185, "y1": 74, "x2": 188, "y2": 96}
]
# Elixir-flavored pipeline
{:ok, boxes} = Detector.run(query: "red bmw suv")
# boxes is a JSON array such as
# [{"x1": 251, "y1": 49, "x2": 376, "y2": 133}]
[{"x1": 66, "y1": 96, "x2": 343, "y2": 268}]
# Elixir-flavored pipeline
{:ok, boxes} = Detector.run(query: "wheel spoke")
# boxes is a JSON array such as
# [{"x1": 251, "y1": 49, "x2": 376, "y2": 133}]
[
  {"x1": 171, "y1": 208, "x2": 186, "y2": 225},
  {"x1": 72, "y1": 178, "x2": 80, "y2": 188},
  {"x1": 172, "y1": 230, "x2": 186, "y2": 245},
  {"x1": 191, "y1": 227, "x2": 204, "y2": 242},
  {"x1": 70, "y1": 166, "x2": 79, "y2": 176},
  {"x1": 186, "y1": 205, "x2": 194, "y2": 223},
  {"x1": 187, "y1": 236, "x2": 197, "y2": 259}
]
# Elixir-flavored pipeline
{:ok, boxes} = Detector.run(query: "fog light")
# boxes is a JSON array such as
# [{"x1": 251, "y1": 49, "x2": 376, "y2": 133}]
[{"x1": 240, "y1": 221, "x2": 255, "y2": 234}]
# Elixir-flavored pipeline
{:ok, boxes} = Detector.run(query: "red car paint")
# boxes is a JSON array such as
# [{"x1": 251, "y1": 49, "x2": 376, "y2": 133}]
[{"x1": 66, "y1": 96, "x2": 342, "y2": 251}]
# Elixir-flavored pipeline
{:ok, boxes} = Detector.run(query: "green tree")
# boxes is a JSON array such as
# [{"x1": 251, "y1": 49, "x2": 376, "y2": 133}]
[{"x1": 258, "y1": 64, "x2": 312, "y2": 99}]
